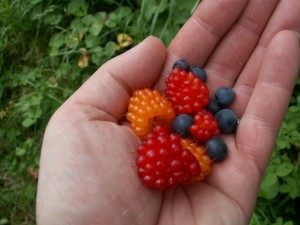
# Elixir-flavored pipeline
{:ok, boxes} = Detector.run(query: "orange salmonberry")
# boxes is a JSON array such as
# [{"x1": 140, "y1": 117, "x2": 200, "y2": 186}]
[
  {"x1": 126, "y1": 88, "x2": 175, "y2": 137},
  {"x1": 181, "y1": 138, "x2": 212, "y2": 181}
]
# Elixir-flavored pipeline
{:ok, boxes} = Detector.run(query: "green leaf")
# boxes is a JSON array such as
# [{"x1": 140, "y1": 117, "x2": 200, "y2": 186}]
[
  {"x1": 91, "y1": 54, "x2": 103, "y2": 65},
  {"x1": 49, "y1": 47, "x2": 59, "y2": 57},
  {"x1": 67, "y1": 0, "x2": 89, "y2": 17},
  {"x1": 105, "y1": 41, "x2": 116, "y2": 58},
  {"x1": 89, "y1": 46, "x2": 103, "y2": 54},
  {"x1": 43, "y1": 13, "x2": 62, "y2": 25},
  {"x1": 265, "y1": 173, "x2": 278, "y2": 186},
  {"x1": 272, "y1": 217, "x2": 283, "y2": 225},
  {"x1": 24, "y1": 138, "x2": 34, "y2": 149},
  {"x1": 289, "y1": 106, "x2": 299, "y2": 113},
  {"x1": 22, "y1": 117, "x2": 36, "y2": 127},
  {"x1": 290, "y1": 186, "x2": 299, "y2": 199},
  {"x1": 85, "y1": 35, "x2": 99, "y2": 48},
  {"x1": 15, "y1": 147, "x2": 26, "y2": 156},
  {"x1": 49, "y1": 33, "x2": 65, "y2": 48},
  {"x1": 281, "y1": 177, "x2": 299, "y2": 199},
  {"x1": 297, "y1": 95, "x2": 300, "y2": 104},
  {"x1": 29, "y1": 96, "x2": 42, "y2": 105},
  {"x1": 0, "y1": 217, "x2": 9, "y2": 225},
  {"x1": 284, "y1": 221, "x2": 294, "y2": 225},
  {"x1": 71, "y1": 18, "x2": 89, "y2": 33},
  {"x1": 89, "y1": 22, "x2": 103, "y2": 36},
  {"x1": 82, "y1": 14, "x2": 95, "y2": 26},
  {"x1": 95, "y1": 12, "x2": 106, "y2": 23},
  {"x1": 30, "y1": 4, "x2": 43, "y2": 21},
  {"x1": 275, "y1": 162, "x2": 293, "y2": 177},
  {"x1": 280, "y1": 183, "x2": 291, "y2": 193},
  {"x1": 259, "y1": 173, "x2": 279, "y2": 199},
  {"x1": 276, "y1": 139, "x2": 287, "y2": 149}
]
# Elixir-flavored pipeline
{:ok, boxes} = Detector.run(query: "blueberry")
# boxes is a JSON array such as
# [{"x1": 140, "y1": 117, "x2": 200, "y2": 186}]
[
  {"x1": 172, "y1": 114, "x2": 194, "y2": 137},
  {"x1": 215, "y1": 109, "x2": 239, "y2": 133},
  {"x1": 205, "y1": 137, "x2": 228, "y2": 161},
  {"x1": 215, "y1": 87, "x2": 236, "y2": 106},
  {"x1": 190, "y1": 66, "x2": 207, "y2": 82},
  {"x1": 205, "y1": 99, "x2": 221, "y2": 115},
  {"x1": 172, "y1": 59, "x2": 190, "y2": 71}
]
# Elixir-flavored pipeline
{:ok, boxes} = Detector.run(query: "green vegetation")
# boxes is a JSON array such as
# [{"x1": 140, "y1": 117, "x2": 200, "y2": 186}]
[{"x1": 0, "y1": 0, "x2": 299, "y2": 224}]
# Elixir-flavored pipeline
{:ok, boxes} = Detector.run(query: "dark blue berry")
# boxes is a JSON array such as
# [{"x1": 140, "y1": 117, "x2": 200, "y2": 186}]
[
  {"x1": 190, "y1": 66, "x2": 207, "y2": 82},
  {"x1": 215, "y1": 87, "x2": 236, "y2": 106},
  {"x1": 172, "y1": 114, "x2": 194, "y2": 137},
  {"x1": 215, "y1": 109, "x2": 239, "y2": 133},
  {"x1": 205, "y1": 137, "x2": 228, "y2": 161},
  {"x1": 205, "y1": 99, "x2": 221, "y2": 115},
  {"x1": 173, "y1": 59, "x2": 190, "y2": 71}
]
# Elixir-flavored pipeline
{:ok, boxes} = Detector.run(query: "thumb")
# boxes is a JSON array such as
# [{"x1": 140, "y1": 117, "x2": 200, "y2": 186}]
[{"x1": 67, "y1": 36, "x2": 167, "y2": 122}]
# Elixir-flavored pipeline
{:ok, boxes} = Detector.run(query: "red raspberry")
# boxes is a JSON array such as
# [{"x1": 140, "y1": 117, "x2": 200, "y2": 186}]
[
  {"x1": 165, "y1": 68, "x2": 210, "y2": 115},
  {"x1": 189, "y1": 109, "x2": 220, "y2": 143},
  {"x1": 126, "y1": 88, "x2": 175, "y2": 137},
  {"x1": 181, "y1": 138, "x2": 212, "y2": 181},
  {"x1": 136, "y1": 125, "x2": 201, "y2": 190}
]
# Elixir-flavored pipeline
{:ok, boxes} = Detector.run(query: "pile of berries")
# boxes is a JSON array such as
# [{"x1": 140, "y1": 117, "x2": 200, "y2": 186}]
[{"x1": 126, "y1": 59, "x2": 239, "y2": 190}]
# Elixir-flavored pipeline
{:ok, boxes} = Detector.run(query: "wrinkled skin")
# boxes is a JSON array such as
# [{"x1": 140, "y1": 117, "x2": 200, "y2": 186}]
[{"x1": 36, "y1": 0, "x2": 300, "y2": 224}]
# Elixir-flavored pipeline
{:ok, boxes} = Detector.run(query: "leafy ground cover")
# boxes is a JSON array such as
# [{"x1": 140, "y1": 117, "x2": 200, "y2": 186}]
[{"x1": 0, "y1": 0, "x2": 299, "y2": 224}]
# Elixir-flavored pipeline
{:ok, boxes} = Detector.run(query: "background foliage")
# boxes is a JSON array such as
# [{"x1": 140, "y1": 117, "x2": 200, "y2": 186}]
[{"x1": 0, "y1": 0, "x2": 299, "y2": 224}]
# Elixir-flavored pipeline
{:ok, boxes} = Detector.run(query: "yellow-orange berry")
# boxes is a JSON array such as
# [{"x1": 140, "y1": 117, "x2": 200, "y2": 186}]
[
  {"x1": 126, "y1": 88, "x2": 175, "y2": 137},
  {"x1": 181, "y1": 138, "x2": 212, "y2": 181}
]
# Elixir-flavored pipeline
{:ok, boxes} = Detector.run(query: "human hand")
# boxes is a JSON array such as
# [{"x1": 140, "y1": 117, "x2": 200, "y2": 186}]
[{"x1": 36, "y1": 0, "x2": 300, "y2": 224}]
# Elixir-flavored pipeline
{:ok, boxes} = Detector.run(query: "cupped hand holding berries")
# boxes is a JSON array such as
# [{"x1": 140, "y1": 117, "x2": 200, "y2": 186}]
[{"x1": 36, "y1": 1, "x2": 300, "y2": 225}]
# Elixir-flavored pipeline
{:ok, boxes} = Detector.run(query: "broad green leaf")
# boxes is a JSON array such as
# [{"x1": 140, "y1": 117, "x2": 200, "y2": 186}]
[
  {"x1": 30, "y1": 4, "x2": 43, "y2": 21},
  {"x1": 43, "y1": 13, "x2": 62, "y2": 25},
  {"x1": 24, "y1": 138, "x2": 34, "y2": 148},
  {"x1": 276, "y1": 139, "x2": 287, "y2": 149},
  {"x1": 82, "y1": 14, "x2": 95, "y2": 26},
  {"x1": 30, "y1": 107, "x2": 42, "y2": 119},
  {"x1": 22, "y1": 117, "x2": 36, "y2": 127},
  {"x1": 284, "y1": 221, "x2": 294, "y2": 225},
  {"x1": 290, "y1": 186, "x2": 299, "y2": 199},
  {"x1": 275, "y1": 162, "x2": 293, "y2": 177},
  {"x1": 95, "y1": 12, "x2": 106, "y2": 23},
  {"x1": 259, "y1": 173, "x2": 279, "y2": 199},
  {"x1": 0, "y1": 217, "x2": 9, "y2": 224},
  {"x1": 29, "y1": 96, "x2": 41, "y2": 105},
  {"x1": 89, "y1": 22, "x2": 103, "y2": 36},
  {"x1": 91, "y1": 54, "x2": 106, "y2": 66},
  {"x1": 272, "y1": 217, "x2": 283, "y2": 225},
  {"x1": 15, "y1": 147, "x2": 26, "y2": 156},
  {"x1": 67, "y1": 0, "x2": 88, "y2": 17},
  {"x1": 105, "y1": 41, "x2": 116, "y2": 58},
  {"x1": 49, "y1": 47, "x2": 59, "y2": 57},
  {"x1": 115, "y1": 6, "x2": 132, "y2": 19},
  {"x1": 89, "y1": 46, "x2": 103, "y2": 54},
  {"x1": 71, "y1": 18, "x2": 88, "y2": 33},
  {"x1": 279, "y1": 183, "x2": 291, "y2": 193},
  {"x1": 297, "y1": 95, "x2": 300, "y2": 104},
  {"x1": 49, "y1": 33, "x2": 65, "y2": 48},
  {"x1": 85, "y1": 35, "x2": 99, "y2": 48},
  {"x1": 289, "y1": 106, "x2": 299, "y2": 113},
  {"x1": 264, "y1": 173, "x2": 278, "y2": 186}
]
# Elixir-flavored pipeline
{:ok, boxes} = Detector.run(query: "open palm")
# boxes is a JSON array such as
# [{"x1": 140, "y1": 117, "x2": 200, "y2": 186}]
[{"x1": 36, "y1": 0, "x2": 300, "y2": 224}]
